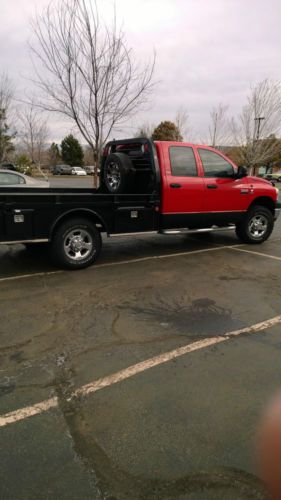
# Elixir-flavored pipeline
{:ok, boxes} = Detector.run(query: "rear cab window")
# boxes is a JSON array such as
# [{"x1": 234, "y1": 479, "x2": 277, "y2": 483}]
[
  {"x1": 169, "y1": 146, "x2": 198, "y2": 176},
  {"x1": 198, "y1": 148, "x2": 234, "y2": 178}
]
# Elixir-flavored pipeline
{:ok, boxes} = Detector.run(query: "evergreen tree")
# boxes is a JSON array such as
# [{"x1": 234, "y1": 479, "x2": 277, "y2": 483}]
[
  {"x1": 48, "y1": 142, "x2": 60, "y2": 167},
  {"x1": 151, "y1": 121, "x2": 183, "y2": 142},
  {"x1": 61, "y1": 134, "x2": 84, "y2": 166}
]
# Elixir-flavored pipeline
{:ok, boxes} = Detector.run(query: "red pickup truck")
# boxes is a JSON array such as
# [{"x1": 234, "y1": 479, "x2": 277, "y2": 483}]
[{"x1": 0, "y1": 138, "x2": 280, "y2": 269}]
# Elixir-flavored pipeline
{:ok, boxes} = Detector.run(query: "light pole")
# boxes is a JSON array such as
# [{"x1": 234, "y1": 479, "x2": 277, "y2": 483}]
[{"x1": 254, "y1": 116, "x2": 265, "y2": 141}]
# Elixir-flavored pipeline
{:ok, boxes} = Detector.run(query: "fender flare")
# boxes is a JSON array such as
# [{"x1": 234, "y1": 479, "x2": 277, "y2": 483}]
[{"x1": 49, "y1": 208, "x2": 109, "y2": 238}]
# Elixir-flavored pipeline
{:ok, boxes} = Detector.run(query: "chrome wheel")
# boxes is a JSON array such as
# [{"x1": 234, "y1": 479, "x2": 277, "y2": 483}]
[
  {"x1": 106, "y1": 162, "x2": 121, "y2": 191},
  {"x1": 64, "y1": 229, "x2": 93, "y2": 261},
  {"x1": 248, "y1": 214, "x2": 268, "y2": 239}
]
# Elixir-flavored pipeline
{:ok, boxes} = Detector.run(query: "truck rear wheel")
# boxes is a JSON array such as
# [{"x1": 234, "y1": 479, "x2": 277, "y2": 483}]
[
  {"x1": 102, "y1": 153, "x2": 134, "y2": 194},
  {"x1": 235, "y1": 205, "x2": 274, "y2": 244},
  {"x1": 50, "y1": 218, "x2": 102, "y2": 269}
]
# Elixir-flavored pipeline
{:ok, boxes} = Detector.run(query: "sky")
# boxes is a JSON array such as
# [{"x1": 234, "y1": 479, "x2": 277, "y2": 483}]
[{"x1": 1, "y1": 0, "x2": 281, "y2": 144}]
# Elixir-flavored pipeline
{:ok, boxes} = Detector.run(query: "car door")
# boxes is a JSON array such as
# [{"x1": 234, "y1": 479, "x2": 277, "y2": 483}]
[
  {"x1": 197, "y1": 147, "x2": 250, "y2": 218},
  {"x1": 161, "y1": 144, "x2": 205, "y2": 229}
]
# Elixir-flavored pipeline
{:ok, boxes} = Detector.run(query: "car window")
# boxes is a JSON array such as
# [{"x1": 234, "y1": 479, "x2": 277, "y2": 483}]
[
  {"x1": 198, "y1": 149, "x2": 234, "y2": 178},
  {"x1": 0, "y1": 172, "x2": 24, "y2": 184},
  {"x1": 169, "y1": 146, "x2": 197, "y2": 177}
]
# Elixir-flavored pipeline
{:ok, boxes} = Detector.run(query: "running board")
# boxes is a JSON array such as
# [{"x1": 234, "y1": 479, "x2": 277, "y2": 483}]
[{"x1": 160, "y1": 225, "x2": 235, "y2": 235}]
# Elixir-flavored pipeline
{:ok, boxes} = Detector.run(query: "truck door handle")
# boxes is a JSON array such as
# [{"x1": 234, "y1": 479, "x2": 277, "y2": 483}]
[
  {"x1": 170, "y1": 183, "x2": 182, "y2": 188},
  {"x1": 207, "y1": 184, "x2": 218, "y2": 189}
]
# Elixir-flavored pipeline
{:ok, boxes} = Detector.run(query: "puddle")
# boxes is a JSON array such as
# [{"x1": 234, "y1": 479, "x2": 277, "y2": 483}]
[{"x1": 127, "y1": 297, "x2": 243, "y2": 338}]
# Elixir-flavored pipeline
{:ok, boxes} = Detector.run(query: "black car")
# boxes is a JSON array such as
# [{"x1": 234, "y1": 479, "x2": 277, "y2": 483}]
[
  {"x1": 0, "y1": 162, "x2": 17, "y2": 172},
  {"x1": 52, "y1": 164, "x2": 73, "y2": 175}
]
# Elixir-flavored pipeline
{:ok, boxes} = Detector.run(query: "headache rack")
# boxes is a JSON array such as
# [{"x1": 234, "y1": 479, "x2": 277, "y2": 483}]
[{"x1": 101, "y1": 137, "x2": 161, "y2": 194}]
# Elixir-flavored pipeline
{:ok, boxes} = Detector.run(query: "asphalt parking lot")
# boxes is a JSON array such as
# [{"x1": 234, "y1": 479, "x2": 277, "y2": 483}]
[
  {"x1": 49, "y1": 175, "x2": 96, "y2": 188},
  {"x1": 1, "y1": 219, "x2": 281, "y2": 499}
]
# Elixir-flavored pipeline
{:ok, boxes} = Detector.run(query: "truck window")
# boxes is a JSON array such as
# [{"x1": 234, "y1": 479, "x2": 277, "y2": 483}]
[
  {"x1": 199, "y1": 149, "x2": 234, "y2": 178},
  {"x1": 169, "y1": 146, "x2": 197, "y2": 176}
]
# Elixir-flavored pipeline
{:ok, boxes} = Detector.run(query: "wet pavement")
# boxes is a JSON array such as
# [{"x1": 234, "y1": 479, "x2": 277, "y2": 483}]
[{"x1": 0, "y1": 221, "x2": 281, "y2": 498}]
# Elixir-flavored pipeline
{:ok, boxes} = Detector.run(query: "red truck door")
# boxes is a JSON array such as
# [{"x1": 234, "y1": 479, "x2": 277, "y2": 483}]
[
  {"x1": 159, "y1": 143, "x2": 205, "y2": 229},
  {"x1": 197, "y1": 147, "x2": 250, "y2": 215}
]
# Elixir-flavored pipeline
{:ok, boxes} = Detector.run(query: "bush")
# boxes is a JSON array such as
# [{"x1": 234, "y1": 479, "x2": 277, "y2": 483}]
[
  {"x1": 23, "y1": 166, "x2": 34, "y2": 177},
  {"x1": 16, "y1": 154, "x2": 31, "y2": 174}
]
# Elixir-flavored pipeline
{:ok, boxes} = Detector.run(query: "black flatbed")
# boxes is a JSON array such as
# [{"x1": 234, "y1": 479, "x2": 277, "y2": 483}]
[{"x1": 0, "y1": 185, "x2": 161, "y2": 243}]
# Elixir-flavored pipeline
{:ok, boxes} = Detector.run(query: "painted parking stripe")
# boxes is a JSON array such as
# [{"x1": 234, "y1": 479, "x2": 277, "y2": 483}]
[
  {"x1": 96, "y1": 245, "x2": 239, "y2": 267},
  {"x1": 0, "y1": 245, "x2": 238, "y2": 283},
  {"x1": 0, "y1": 271, "x2": 62, "y2": 283},
  {"x1": 230, "y1": 247, "x2": 281, "y2": 261},
  {"x1": 0, "y1": 398, "x2": 58, "y2": 426},
  {"x1": 74, "y1": 315, "x2": 281, "y2": 395},
  {"x1": 1, "y1": 315, "x2": 281, "y2": 428}
]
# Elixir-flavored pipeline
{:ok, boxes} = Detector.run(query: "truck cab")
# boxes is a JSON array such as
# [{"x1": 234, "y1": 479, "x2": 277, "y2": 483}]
[
  {"x1": 102, "y1": 138, "x2": 279, "y2": 240},
  {"x1": 154, "y1": 141, "x2": 279, "y2": 231}
]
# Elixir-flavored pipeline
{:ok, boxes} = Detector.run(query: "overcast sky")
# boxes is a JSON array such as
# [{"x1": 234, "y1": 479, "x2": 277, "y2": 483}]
[{"x1": 1, "y1": 0, "x2": 281, "y2": 143}]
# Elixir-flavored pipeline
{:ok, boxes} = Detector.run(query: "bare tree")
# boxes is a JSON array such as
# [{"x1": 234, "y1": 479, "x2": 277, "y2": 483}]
[
  {"x1": 0, "y1": 73, "x2": 16, "y2": 161},
  {"x1": 175, "y1": 107, "x2": 190, "y2": 141},
  {"x1": 18, "y1": 105, "x2": 49, "y2": 164},
  {"x1": 0, "y1": 73, "x2": 14, "y2": 116},
  {"x1": 134, "y1": 122, "x2": 154, "y2": 138},
  {"x1": 208, "y1": 103, "x2": 230, "y2": 148},
  {"x1": 135, "y1": 109, "x2": 190, "y2": 141},
  {"x1": 30, "y1": 0, "x2": 155, "y2": 182},
  {"x1": 231, "y1": 80, "x2": 281, "y2": 172}
]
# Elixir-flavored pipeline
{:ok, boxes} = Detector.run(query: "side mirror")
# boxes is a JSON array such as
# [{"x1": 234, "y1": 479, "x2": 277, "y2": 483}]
[{"x1": 236, "y1": 166, "x2": 248, "y2": 179}]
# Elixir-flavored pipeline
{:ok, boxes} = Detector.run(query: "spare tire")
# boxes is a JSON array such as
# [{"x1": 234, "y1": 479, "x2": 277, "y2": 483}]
[{"x1": 102, "y1": 153, "x2": 134, "y2": 194}]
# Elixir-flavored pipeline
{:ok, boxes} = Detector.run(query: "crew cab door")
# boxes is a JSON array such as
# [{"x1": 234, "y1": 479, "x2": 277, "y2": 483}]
[
  {"x1": 197, "y1": 147, "x2": 250, "y2": 220},
  {"x1": 160, "y1": 144, "x2": 205, "y2": 228}
]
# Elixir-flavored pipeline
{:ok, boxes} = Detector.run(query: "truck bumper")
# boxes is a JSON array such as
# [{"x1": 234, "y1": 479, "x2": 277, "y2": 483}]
[{"x1": 275, "y1": 202, "x2": 281, "y2": 220}]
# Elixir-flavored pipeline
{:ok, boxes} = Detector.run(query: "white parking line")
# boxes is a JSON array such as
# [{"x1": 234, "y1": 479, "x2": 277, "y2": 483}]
[
  {"x1": 230, "y1": 247, "x2": 281, "y2": 262},
  {"x1": 0, "y1": 271, "x2": 62, "y2": 283},
  {"x1": 96, "y1": 245, "x2": 238, "y2": 267},
  {"x1": 0, "y1": 245, "x2": 237, "y2": 283},
  {"x1": 0, "y1": 398, "x2": 59, "y2": 426},
  {"x1": 1, "y1": 314, "x2": 281, "y2": 428}
]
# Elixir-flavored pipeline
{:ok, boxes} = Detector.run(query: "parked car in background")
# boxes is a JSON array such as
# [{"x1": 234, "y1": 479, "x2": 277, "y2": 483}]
[
  {"x1": 0, "y1": 170, "x2": 50, "y2": 187},
  {"x1": 0, "y1": 162, "x2": 17, "y2": 172},
  {"x1": 71, "y1": 167, "x2": 87, "y2": 176},
  {"x1": 84, "y1": 165, "x2": 100, "y2": 176},
  {"x1": 84, "y1": 166, "x2": 95, "y2": 175},
  {"x1": 52, "y1": 165, "x2": 73, "y2": 175},
  {"x1": 265, "y1": 171, "x2": 281, "y2": 182}
]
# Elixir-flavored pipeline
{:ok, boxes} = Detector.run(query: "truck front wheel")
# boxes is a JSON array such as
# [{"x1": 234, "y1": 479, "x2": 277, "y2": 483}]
[
  {"x1": 50, "y1": 218, "x2": 102, "y2": 269},
  {"x1": 235, "y1": 205, "x2": 274, "y2": 244}
]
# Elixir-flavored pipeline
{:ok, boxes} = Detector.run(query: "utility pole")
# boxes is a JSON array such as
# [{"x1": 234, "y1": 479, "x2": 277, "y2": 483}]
[{"x1": 254, "y1": 116, "x2": 265, "y2": 141}]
